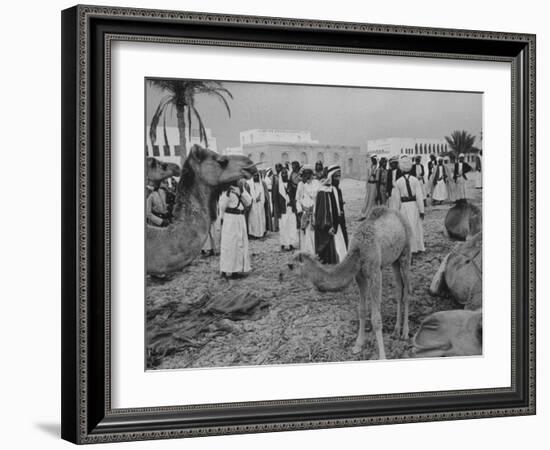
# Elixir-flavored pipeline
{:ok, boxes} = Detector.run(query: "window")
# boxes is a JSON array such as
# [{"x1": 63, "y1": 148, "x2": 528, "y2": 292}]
[
  {"x1": 348, "y1": 158, "x2": 353, "y2": 174},
  {"x1": 333, "y1": 153, "x2": 340, "y2": 164},
  {"x1": 152, "y1": 145, "x2": 160, "y2": 157},
  {"x1": 260, "y1": 152, "x2": 266, "y2": 163},
  {"x1": 316, "y1": 152, "x2": 324, "y2": 163},
  {"x1": 300, "y1": 152, "x2": 308, "y2": 164},
  {"x1": 163, "y1": 145, "x2": 171, "y2": 157},
  {"x1": 282, "y1": 152, "x2": 289, "y2": 162}
]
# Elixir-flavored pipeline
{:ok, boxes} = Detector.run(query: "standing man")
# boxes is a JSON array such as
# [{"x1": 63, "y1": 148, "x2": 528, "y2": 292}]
[
  {"x1": 427, "y1": 154, "x2": 437, "y2": 198},
  {"x1": 454, "y1": 153, "x2": 473, "y2": 201},
  {"x1": 475, "y1": 150, "x2": 483, "y2": 189},
  {"x1": 314, "y1": 165, "x2": 348, "y2": 264},
  {"x1": 270, "y1": 163, "x2": 283, "y2": 232},
  {"x1": 314, "y1": 160, "x2": 324, "y2": 180},
  {"x1": 387, "y1": 156, "x2": 402, "y2": 210},
  {"x1": 296, "y1": 165, "x2": 319, "y2": 254},
  {"x1": 445, "y1": 153, "x2": 457, "y2": 203},
  {"x1": 411, "y1": 155, "x2": 427, "y2": 206},
  {"x1": 376, "y1": 157, "x2": 389, "y2": 206},
  {"x1": 395, "y1": 156, "x2": 425, "y2": 254},
  {"x1": 361, "y1": 155, "x2": 378, "y2": 219},
  {"x1": 219, "y1": 180, "x2": 252, "y2": 278},
  {"x1": 247, "y1": 172, "x2": 267, "y2": 238},
  {"x1": 275, "y1": 167, "x2": 299, "y2": 251},
  {"x1": 432, "y1": 157, "x2": 449, "y2": 205}
]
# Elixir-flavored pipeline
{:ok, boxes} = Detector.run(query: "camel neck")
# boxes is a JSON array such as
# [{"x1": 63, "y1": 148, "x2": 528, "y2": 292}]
[{"x1": 172, "y1": 181, "x2": 216, "y2": 225}]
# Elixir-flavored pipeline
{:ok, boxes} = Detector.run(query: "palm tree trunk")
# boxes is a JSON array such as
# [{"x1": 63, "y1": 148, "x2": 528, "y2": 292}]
[{"x1": 176, "y1": 109, "x2": 187, "y2": 167}]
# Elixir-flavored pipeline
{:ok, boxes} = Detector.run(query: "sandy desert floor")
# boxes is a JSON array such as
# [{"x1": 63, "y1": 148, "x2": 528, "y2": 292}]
[{"x1": 146, "y1": 178, "x2": 482, "y2": 370}]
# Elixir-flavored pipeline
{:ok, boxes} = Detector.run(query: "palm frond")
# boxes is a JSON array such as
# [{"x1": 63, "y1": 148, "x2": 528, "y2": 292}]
[
  {"x1": 149, "y1": 96, "x2": 172, "y2": 144},
  {"x1": 191, "y1": 105, "x2": 209, "y2": 148}
]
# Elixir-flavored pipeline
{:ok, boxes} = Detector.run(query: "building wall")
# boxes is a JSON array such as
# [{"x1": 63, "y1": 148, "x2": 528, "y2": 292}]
[
  {"x1": 242, "y1": 142, "x2": 365, "y2": 179},
  {"x1": 239, "y1": 129, "x2": 318, "y2": 146},
  {"x1": 145, "y1": 126, "x2": 218, "y2": 165}
]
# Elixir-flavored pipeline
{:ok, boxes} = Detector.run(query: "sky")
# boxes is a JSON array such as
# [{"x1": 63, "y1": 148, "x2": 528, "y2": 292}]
[{"x1": 145, "y1": 80, "x2": 482, "y2": 150}]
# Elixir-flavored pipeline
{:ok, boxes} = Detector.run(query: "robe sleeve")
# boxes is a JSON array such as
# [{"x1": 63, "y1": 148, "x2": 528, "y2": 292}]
[
  {"x1": 240, "y1": 189, "x2": 252, "y2": 208},
  {"x1": 218, "y1": 192, "x2": 229, "y2": 220},
  {"x1": 413, "y1": 178, "x2": 425, "y2": 214}
]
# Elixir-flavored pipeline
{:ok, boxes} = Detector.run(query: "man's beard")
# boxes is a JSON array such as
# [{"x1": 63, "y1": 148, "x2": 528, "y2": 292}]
[{"x1": 332, "y1": 178, "x2": 340, "y2": 188}]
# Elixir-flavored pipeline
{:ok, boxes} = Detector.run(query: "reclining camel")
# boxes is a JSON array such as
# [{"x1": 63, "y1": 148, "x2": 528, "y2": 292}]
[
  {"x1": 444, "y1": 201, "x2": 481, "y2": 241},
  {"x1": 289, "y1": 207, "x2": 412, "y2": 359},
  {"x1": 415, "y1": 232, "x2": 483, "y2": 357},
  {"x1": 430, "y1": 231, "x2": 482, "y2": 310},
  {"x1": 147, "y1": 145, "x2": 257, "y2": 275},
  {"x1": 413, "y1": 309, "x2": 482, "y2": 357}
]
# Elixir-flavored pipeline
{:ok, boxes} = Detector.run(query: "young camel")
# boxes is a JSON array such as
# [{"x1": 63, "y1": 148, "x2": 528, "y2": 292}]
[
  {"x1": 147, "y1": 145, "x2": 257, "y2": 275},
  {"x1": 290, "y1": 207, "x2": 412, "y2": 359}
]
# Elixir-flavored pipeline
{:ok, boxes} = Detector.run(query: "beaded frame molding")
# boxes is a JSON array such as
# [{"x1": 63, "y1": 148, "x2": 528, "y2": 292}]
[{"x1": 61, "y1": 4, "x2": 536, "y2": 444}]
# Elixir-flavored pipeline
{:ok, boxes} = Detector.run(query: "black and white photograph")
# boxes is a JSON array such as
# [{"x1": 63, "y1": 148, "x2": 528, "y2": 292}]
[{"x1": 145, "y1": 79, "x2": 483, "y2": 370}]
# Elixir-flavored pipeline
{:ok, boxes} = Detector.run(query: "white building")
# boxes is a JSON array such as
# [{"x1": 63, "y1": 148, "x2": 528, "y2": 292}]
[
  {"x1": 365, "y1": 137, "x2": 478, "y2": 164},
  {"x1": 239, "y1": 129, "x2": 319, "y2": 146},
  {"x1": 145, "y1": 126, "x2": 218, "y2": 165},
  {"x1": 366, "y1": 137, "x2": 449, "y2": 162}
]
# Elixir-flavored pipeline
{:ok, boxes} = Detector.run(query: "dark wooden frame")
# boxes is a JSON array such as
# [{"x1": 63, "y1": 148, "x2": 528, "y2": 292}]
[{"x1": 61, "y1": 4, "x2": 536, "y2": 444}]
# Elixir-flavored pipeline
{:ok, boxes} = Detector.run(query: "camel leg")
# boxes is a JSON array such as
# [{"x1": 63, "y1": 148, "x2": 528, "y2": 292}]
[
  {"x1": 399, "y1": 251, "x2": 412, "y2": 339},
  {"x1": 352, "y1": 272, "x2": 368, "y2": 354},
  {"x1": 367, "y1": 267, "x2": 386, "y2": 359},
  {"x1": 391, "y1": 261, "x2": 403, "y2": 337}
]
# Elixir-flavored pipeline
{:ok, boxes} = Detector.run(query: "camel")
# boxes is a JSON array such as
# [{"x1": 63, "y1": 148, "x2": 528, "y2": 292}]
[
  {"x1": 147, "y1": 157, "x2": 180, "y2": 181},
  {"x1": 444, "y1": 201, "x2": 481, "y2": 241},
  {"x1": 430, "y1": 231, "x2": 482, "y2": 310},
  {"x1": 146, "y1": 145, "x2": 257, "y2": 275},
  {"x1": 289, "y1": 206, "x2": 412, "y2": 359},
  {"x1": 413, "y1": 309, "x2": 482, "y2": 357}
]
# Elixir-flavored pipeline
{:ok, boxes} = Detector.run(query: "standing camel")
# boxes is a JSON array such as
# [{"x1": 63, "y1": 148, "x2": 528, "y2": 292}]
[
  {"x1": 147, "y1": 145, "x2": 257, "y2": 275},
  {"x1": 289, "y1": 207, "x2": 412, "y2": 359}
]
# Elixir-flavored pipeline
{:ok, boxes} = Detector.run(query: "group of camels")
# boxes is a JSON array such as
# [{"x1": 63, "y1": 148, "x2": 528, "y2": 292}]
[{"x1": 147, "y1": 146, "x2": 482, "y2": 360}]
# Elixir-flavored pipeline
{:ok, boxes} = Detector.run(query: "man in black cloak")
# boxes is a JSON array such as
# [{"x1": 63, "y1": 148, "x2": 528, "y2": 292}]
[{"x1": 314, "y1": 165, "x2": 348, "y2": 264}]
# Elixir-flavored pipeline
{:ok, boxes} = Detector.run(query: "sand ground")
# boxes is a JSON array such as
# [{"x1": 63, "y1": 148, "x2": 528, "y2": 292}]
[{"x1": 146, "y1": 178, "x2": 482, "y2": 369}]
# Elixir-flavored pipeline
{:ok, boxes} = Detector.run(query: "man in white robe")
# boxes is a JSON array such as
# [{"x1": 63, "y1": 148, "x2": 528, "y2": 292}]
[
  {"x1": 247, "y1": 173, "x2": 266, "y2": 238},
  {"x1": 296, "y1": 165, "x2": 320, "y2": 254},
  {"x1": 275, "y1": 168, "x2": 299, "y2": 251},
  {"x1": 387, "y1": 156, "x2": 402, "y2": 211},
  {"x1": 396, "y1": 156, "x2": 425, "y2": 254},
  {"x1": 453, "y1": 153, "x2": 473, "y2": 201},
  {"x1": 219, "y1": 181, "x2": 252, "y2": 278},
  {"x1": 432, "y1": 157, "x2": 449, "y2": 205}
]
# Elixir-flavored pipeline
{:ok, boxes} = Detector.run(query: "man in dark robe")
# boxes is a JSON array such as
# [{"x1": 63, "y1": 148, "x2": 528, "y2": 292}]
[
  {"x1": 262, "y1": 173, "x2": 274, "y2": 232},
  {"x1": 314, "y1": 165, "x2": 348, "y2": 264},
  {"x1": 314, "y1": 160, "x2": 324, "y2": 180},
  {"x1": 270, "y1": 163, "x2": 283, "y2": 232}
]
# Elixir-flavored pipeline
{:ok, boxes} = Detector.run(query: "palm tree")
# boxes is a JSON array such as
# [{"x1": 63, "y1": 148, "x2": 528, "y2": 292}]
[
  {"x1": 444, "y1": 130, "x2": 477, "y2": 157},
  {"x1": 148, "y1": 80, "x2": 233, "y2": 166}
]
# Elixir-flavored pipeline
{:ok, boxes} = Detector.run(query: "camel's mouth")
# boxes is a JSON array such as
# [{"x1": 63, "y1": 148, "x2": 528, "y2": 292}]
[{"x1": 241, "y1": 165, "x2": 258, "y2": 179}]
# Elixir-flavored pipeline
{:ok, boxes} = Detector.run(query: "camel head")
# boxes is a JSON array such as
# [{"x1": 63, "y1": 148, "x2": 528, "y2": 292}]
[
  {"x1": 413, "y1": 310, "x2": 482, "y2": 358},
  {"x1": 146, "y1": 157, "x2": 180, "y2": 181},
  {"x1": 181, "y1": 144, "x2": 258, "y2": 188}
]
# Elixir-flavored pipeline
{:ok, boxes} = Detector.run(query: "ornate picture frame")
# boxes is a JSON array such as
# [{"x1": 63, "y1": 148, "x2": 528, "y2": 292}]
[{"x1": 61, "y1": 4, "x2": 536, "y2": 444}]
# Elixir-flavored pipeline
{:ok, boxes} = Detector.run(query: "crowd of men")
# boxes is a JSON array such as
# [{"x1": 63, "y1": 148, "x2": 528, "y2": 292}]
[{"x1": 146, "y1": 151, "x2": 482, "y2": 279}]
